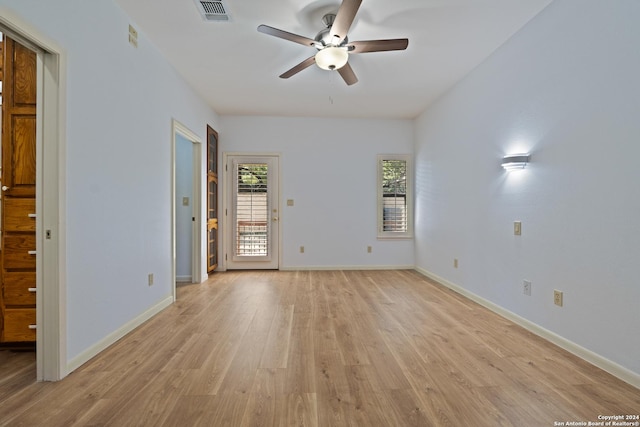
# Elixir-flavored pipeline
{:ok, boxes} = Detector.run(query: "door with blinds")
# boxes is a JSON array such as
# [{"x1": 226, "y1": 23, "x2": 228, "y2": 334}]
[{"x1": 226, "y1": 155, "x2": 279, "y2": 269}]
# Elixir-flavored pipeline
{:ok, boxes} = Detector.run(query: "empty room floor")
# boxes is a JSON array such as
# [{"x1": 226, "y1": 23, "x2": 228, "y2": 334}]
[{"x1": 0, "y1": 270, "x2": 638, "y2": 426}]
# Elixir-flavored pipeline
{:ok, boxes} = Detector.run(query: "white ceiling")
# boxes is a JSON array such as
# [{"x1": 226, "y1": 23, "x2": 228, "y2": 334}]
[{"x1": 115, "y1": 0, "x2": 552, "y2": 119}]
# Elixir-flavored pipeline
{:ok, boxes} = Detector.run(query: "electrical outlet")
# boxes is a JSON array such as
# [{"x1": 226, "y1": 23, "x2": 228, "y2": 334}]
[
  {"x1": 367, "y1": 246, "x2": 372, "y2": 253},
  {"x1": 453, "y1": 258, "x2": 459, "y2": 268},
  {"x1": 148, "y1": 273, "x2": 154, "y2": 286},
  {"x1": 554, "y1": 289, "x2": 563, "y2": 307},
  {"x1": 523, "y1": 280, "x2": 531, "y2": 296},
  {"x1": 300, "y1": 246, "x2": 304, "y2": 254}
]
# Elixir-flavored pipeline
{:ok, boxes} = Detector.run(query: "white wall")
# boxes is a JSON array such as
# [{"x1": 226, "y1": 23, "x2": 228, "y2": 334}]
[
  {"x1": 0, "y1": 0, "x2": 218, "y2": 365},
  {"x1": 220, "y1": 116, "x2": 415, "y2": 269},
  {"x1": 414, "y1": 0, "x2": 640, "y2": 378}
]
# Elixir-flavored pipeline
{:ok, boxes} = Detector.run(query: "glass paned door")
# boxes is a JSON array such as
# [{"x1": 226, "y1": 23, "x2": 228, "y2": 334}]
[
  {"x1": 207, "y1": 126, "x2": 218, "y2": 273},
  {"x1": 226, "y1": 155, "x2": 279, "y2": 269}
]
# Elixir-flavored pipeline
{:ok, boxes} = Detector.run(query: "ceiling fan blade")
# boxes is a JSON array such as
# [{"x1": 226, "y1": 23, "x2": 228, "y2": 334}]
[
  {"x1": 330, "y1": 0, "x2": 362, "y2": 43},
  {"x1": 258, "y1": 25, "x2": 318, "y2": 48},
  {"x1": 348, "y1": 39, "x2": 409, "y2": 54},
  {"x1": 337, "y1": 62, "x2": 358, "y2": 85},
  {"x1": 280, "y1": 56, "x2": 316, "y2": 79}
]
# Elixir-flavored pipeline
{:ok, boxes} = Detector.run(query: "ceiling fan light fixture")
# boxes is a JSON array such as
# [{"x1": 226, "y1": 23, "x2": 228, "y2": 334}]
[{"x1": 315, "y1": 47, "x2": 348, "y2": 71}]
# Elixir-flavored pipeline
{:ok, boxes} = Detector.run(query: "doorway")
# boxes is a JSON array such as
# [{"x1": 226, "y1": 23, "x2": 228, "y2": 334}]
[
  {"x1": 0, "y1": 17, "x2": 64, "y2": 381},
  {"x1": 175, "y1": 134, "x2": 195, "y2": 283},
  {"x1": 225, "y1": 154, "x2": 280, "y2": 270},
  {"x1": 172, "y1": 120, "x2": 204, "y2": 299}
]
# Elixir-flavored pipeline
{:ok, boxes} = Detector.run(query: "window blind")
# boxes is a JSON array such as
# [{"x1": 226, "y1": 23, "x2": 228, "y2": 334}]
[{"x1": 235, "y1": 163, "x2": 269, "y2": 256}]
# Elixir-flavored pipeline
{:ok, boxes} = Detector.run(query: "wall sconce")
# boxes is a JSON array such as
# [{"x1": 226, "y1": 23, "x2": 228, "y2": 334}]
[{"x1": 502, "y1": 154, "x2": 530, "y2": 171}]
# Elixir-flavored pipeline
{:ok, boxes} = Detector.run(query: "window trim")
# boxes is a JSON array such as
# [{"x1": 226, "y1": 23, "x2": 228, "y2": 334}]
[{"x1": 377, "y1": 154, "x2": 413, "y2": 239}]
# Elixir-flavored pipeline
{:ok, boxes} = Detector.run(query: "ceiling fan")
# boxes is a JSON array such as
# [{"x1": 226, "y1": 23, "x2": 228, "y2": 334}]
[{"x1": 257, "y1": 0, "x2": 409, "y2": 85}]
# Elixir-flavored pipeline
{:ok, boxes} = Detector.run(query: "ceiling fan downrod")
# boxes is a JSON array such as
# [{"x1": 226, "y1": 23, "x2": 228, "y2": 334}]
[{"x1": 315, "y1": 14, "x2": 347, "y2": 47}]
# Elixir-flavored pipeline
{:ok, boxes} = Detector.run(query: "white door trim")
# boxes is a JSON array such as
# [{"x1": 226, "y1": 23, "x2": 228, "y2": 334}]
[
  {"x1": 223, "y1": 152, "x2": 281, "y2": 270},
  {"x1": 171, "y1": 119, "x2": 205, "y2": 301},
  {"x1": 0, "y1": 9, "x2": 67, "y2": 381}
]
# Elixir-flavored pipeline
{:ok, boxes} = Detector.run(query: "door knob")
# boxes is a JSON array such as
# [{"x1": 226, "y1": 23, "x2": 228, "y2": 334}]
[
  {"x1": 1, "y1": 186, "x2": 9, "y2": 191},
  {"x1": 272, "y1": 217, "x2": 279, "y2": 222}
]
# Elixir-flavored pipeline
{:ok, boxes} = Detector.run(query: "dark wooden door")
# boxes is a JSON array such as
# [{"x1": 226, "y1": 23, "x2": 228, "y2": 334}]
[
  {"x1": 1, "y1": 35, "x2": 38, "y2": 344},
  {"x1": 207, "y1": 126, "x2": 218, "y2": 273}
]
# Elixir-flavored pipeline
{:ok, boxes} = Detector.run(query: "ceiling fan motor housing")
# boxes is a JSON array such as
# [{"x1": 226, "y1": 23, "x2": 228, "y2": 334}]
[
  {"x1": 314, "y1": 14, "x2": 348, "y2": 48},
  {"x1": 314, "y1": 13, "x2": 349, "y2": 70}
]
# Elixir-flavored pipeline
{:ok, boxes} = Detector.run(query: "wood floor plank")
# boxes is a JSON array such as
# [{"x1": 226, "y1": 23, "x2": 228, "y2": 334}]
[
  {"x1": 276, "y1": 310, "x2": 316, "y2": 395},
  {"x1": 159, "y1": 395, "x2": 213, "y2": 426},
  {"x1": 377, "y1": 326, "x2": 465, "y2": 425},
  {"x1": 0, "y1": 270, "x2": 638, "y2": 427},
  {"x1": 275, "y1": 392, "x2": 318, "y2": 427},
  {"x1": 182, "y1": 304, "x2": 263, "y2": 396},
  {"x1": 292, "y1": 271, "x2": 314, "y2": 314},
  {"x1": 216, "y1": 304, "x2": 277, "y2": 394},
  {"x1": 259, "y1": 304, "x2": 295, "y2": 369},
  {"x1": 200, "y1": 390, "x2": 251, "y2": 427},
  {"x1": 341, "y1": 364, "x2": 399, "y2": 426},
  {"x1": 312, "y1": 284, "x2": 353, "y2": 427},
  {"x1": 240, "y1": 368, "x2": 278, "y2": 426},
  {"x1": 381, "y1": 387, "x2": 436, "y2": 427},
  {"x1": 0, "y1": 351, "x2": 38, "y2": 402}
]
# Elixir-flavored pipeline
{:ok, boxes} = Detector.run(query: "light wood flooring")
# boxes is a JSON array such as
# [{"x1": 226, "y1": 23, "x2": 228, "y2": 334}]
[{"x1": 1, "y1": 270, "x2": 638, "y2": 426}]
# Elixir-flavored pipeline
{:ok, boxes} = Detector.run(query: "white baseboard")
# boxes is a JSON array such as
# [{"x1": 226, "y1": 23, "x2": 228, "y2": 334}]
[
  {"x1": 66, "y1": 295, "x2": 173, "y2": 374},
  {"x1": 414, "y1": 266, "x2": 640, "y2": 390},
  {"x1": 280, "y1": 265, "x2": 414, "y2": 271},
  {"x1": 176, "y1": 275, "x2": 192, "y2": 283}
]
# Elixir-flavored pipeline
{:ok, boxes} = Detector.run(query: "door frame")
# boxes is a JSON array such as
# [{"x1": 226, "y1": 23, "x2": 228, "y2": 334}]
[
  {"x1": 222, "y1": 152, "x2": 281, "y2": 270},
  {"x1": 0, "y1": 11, "x2": 66, "y2": 381},
  {"x1": 171, "y1": 119, "x2": 206, "y2": 300}
]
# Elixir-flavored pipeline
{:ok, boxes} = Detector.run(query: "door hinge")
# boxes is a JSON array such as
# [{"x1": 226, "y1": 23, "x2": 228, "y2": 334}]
[{"x1": 225, "y1": 253, "x2": 227, "y2": 261}]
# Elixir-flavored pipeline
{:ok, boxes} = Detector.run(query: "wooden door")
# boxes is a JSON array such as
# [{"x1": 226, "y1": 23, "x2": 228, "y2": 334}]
[
  {"x1": 0, "y1": 35, "x2": 38, "y2": 344},
  {"x1": 206, "y1": 126, "x2": 218, "y2": 273}
]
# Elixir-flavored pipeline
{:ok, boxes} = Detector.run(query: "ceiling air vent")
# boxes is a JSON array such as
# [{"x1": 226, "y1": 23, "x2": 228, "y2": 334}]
[{"x1": 194, "y1": 0, "x2": 231, "y2": 22}]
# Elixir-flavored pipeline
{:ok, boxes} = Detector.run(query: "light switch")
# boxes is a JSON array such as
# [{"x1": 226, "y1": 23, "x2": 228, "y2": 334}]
[
  {"x1": 287, "y1": 199, "x2": 294, "y2": 206},
  {"x1": 514, "y1": 221, "x2": 522, "y2": 236},
  {"x1": 128, "y1": 24, "x2": 138, "y2": 48},
  {"x1": 182, "y1": 197, "x2": 189, "y2": 206}
]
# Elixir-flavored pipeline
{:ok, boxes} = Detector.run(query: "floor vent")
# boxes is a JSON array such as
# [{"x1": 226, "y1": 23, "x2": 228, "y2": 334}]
[{"x1": 194, "y1": 0, "x2": 231, "y2": 22}]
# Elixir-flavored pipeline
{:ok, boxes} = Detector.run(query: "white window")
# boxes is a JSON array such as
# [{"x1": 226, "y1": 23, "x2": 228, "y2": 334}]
[{"x1": 377, "y1": 155, "x2": 413, "y2": 239}]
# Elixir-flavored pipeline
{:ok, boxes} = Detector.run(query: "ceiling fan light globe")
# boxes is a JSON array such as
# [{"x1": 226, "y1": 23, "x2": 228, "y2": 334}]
[{"x1": 315, "y1": 47, "x2": 348, "y2": 71}]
